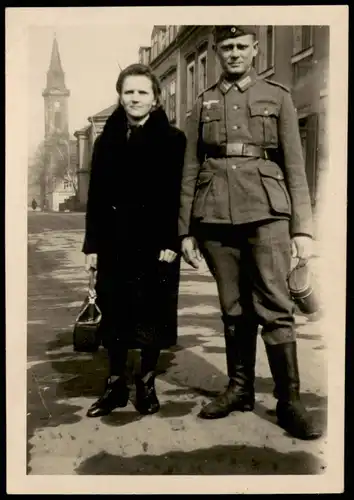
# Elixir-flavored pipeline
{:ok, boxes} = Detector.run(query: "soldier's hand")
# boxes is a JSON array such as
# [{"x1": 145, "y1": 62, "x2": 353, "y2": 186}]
[
  {"x1": 181, "y1": 236, "x2": 203, "y2": 269},
  {"x1": 291, "y1": 236, "x2": 313, "y2": 266},
  {"x1": 159, "y1": 249, "x2": 178, "y2": 263},
  {"x1": 85, "y1": 253, "x2": 97, "y2": 272}
]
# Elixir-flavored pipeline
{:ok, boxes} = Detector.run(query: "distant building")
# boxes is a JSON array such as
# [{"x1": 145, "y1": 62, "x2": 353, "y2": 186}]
[
  {"x1": 41, "y1": 35, "x2": 77, "y2": 211},
  {"x1": 74, "y1": 103, "x2": 117, "y2": 207},
  {"x1": 74, "y1": 25, "x2": 329, "y2": 220}
]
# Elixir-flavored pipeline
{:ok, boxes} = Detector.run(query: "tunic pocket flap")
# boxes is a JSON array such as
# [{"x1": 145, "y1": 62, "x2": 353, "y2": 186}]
[
  {"x1": 249, "y1": 102, "x2": 279, "y2": 118},
  {"x1": 197, "y1": 170, "x2": 214, "y2": 185},
  {"x1": 258, "y1": 163, "x2": 284, "y2": 181}
]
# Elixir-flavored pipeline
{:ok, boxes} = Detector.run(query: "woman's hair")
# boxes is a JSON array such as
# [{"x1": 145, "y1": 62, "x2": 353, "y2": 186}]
[{"x1": 115, "y1": 63, "x2": 162, "y2": 108}]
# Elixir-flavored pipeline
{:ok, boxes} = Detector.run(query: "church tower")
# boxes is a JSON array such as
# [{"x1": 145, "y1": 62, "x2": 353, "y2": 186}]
[
  {"x1": 42, "y1": 35, "x2": 70, "y2": 139},
  {"x1": 41, "y1": 34, "x2": 74, "y2": 211}
]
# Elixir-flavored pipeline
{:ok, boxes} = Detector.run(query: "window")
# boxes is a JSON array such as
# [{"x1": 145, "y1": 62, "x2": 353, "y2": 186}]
[
  {"x1": 257, "y1": 25, "x2": 275, "y2": 74},
  {"x1": 161, "y1": 86, "x2": 168, "y2": 112},
  {"x1": 169, "y1": 79, "x2": 176, "y2": 122},
  {"x1": 54, "y1": 111, "x2": 61, "y2": 130},
  {"x1": 198, "y1": 51, "x2": 208, "y2": 94},
  {"x1": 168, "y1": 25, "x2": 174, "y2": 44},
  {"x1": 292, "y1": 26, "x2": 313, "y2": 56},
  {"x1": 298, "y1": 114, "x2": 319, "y2": 206},
  {"x1": 152, "y1": 34, "x2": 158, "y2": 60},
  {"x1": 159, "y1": 30, "x2": 166, "y2": 52},
  {"x1": 187, "y1": 60, "x2": 196, "y2": 111}
]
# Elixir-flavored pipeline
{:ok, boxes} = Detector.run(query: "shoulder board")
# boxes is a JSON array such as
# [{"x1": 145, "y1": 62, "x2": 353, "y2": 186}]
[
  {"x1": 197, "y1": 82, "x2": 218, "y2": 99},
  {"x1": 264, "y1": 78, "x2": 290, "y2": 93}
]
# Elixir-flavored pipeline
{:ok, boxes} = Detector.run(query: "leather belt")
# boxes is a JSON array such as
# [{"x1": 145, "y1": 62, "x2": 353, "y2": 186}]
[{"x1": 206, "y1": 142, "x2": 269, "y2": 160}]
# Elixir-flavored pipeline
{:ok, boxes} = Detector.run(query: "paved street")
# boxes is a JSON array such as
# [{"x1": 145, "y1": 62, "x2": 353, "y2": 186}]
[{"x1": 27, "y1": 212, "x2": 327, "y2": 478}]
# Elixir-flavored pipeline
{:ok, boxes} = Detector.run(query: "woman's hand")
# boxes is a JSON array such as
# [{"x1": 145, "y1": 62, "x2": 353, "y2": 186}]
[
  {"x1": 159, "y1": 249, "x2": 178, "y2": 263},
  {"x1": 85, "y1": 253, "x2": 98, "y2": 271}
]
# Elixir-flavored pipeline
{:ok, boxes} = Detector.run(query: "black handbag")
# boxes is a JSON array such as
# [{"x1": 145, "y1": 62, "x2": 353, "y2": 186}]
[{"x1": 73, "y1": 268, "x2": 102, "y2": 352}]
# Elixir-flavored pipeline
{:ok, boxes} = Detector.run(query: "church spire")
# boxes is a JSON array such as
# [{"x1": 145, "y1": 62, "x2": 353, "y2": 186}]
[{"x1": 42, "y1": 35, "x2": 69, "y2": 96}]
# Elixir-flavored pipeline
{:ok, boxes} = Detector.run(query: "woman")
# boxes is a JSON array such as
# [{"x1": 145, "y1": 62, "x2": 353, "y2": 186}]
[{"x1": 82, "y1": 63, "x2": 187, "y2": 417}]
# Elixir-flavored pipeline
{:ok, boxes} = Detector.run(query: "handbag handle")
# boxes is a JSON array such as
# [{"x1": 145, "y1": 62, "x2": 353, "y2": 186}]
[{"x1": 88, "y1": 268, "x2": 97, "y2": 303}]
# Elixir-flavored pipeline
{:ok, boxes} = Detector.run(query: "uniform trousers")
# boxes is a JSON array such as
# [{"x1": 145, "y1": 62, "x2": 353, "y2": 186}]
[{"x1": 196, "y1": 219, "x2": 296, "y2": 345}]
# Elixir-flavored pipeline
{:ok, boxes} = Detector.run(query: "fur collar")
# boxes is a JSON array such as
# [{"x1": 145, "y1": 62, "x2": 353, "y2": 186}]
[{"x1": 100, "y1": 104, "x2": 171, "y2": 144}]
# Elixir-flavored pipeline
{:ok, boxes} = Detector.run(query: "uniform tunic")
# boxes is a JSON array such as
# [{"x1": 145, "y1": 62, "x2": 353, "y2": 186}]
[{"x1": 179, "y1": 68, "x2": 313, "y2": 238}]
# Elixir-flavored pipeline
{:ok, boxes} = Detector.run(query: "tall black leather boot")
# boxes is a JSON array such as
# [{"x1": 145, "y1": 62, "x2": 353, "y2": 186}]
[
  {"x1": 135, "y1": 347, "x2": 160, "y2": 415},
  {"x1": 198, "y1": 318, "x2": 258, "y2": 419},
  {"x1": 87, "y1": 343, "x2": 129, "y2": 418},
  {"x1": 265, "y1": 341, "x2": 322, "y2": 440}
]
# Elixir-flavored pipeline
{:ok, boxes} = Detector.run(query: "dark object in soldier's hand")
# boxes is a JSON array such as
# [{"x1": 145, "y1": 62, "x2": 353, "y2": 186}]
[
  {"x1": 73, "y1": 268, "x2": 102, "y2": 352},
  {"x1": 288, "y1": 260, "x2": 319, "y2": 315}
]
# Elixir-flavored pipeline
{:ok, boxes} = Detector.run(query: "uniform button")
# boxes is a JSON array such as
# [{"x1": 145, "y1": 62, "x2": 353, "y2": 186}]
[
  {"x1": 264, "y1": 109, "x2": 269, "y2": 115},
  {"x1": 205, "y1": 116, "x2": 210, "y2": 121},
  {"x1": 231, "y1": 165, "x2": 237, "y2": 170},
  {"x1": 233, "y1": 105, "x2": 239, "y2": 110},
  {"x1": 232, "y1": 125, "x2": 239, "y2": 130}
]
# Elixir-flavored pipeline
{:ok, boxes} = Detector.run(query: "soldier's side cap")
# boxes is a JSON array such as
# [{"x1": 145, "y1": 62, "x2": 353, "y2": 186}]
[{"x1": 213, "y1": 25, "x2": 256, "y2": 43}]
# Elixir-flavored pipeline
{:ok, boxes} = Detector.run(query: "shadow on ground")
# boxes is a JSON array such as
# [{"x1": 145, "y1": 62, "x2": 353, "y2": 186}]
[{"x1": 74, "y1": 444, "x2": 326, "y2": 475}]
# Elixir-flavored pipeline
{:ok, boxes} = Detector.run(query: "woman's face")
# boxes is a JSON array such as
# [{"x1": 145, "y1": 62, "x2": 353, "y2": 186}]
[{"x1": 120, "y1": 75, "x2": 157, "y2": 120}]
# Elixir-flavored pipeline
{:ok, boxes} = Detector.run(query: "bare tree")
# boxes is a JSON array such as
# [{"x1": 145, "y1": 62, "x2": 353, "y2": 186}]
[
  {"x1": 49, "y1": 136, "x2": 78, "y2": 195},
  {"x1": 28, "y1": 140, "x2": 49, "y2": 209}
]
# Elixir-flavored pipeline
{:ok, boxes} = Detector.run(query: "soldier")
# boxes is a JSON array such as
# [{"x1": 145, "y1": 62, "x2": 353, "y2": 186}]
[{"x1": 179, "y1": 25, "x2": 322, "y2": 440}]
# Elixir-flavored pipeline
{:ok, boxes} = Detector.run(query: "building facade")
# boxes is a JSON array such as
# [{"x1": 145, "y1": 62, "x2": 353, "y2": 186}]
[
  {"x1": 41, "y1": 36, "x2": 77, "y2": 211},
  {"x1": 75, "y1": 25, "x2": 329, "y2": 223},
  {"x1": 144, "y1": 25, "x2": 329, "y2": 217}
]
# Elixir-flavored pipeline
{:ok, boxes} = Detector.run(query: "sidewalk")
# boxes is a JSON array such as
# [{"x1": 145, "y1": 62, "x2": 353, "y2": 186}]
[{"x1": 26, "y1": 213, "x2": 328, "y2": 478}]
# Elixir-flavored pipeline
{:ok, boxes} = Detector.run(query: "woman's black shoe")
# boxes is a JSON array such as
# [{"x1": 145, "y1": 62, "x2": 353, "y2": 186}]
[
  {"x1": 135, "y1": 371, "x2": 160, "y2": 415},
  {"x1": 87, "y1": 376, "x2": 129, "y2": 418}
]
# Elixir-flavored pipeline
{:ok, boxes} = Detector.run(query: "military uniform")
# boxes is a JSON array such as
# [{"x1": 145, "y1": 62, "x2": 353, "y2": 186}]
[
  {"x1": 179, "y1": 64, "x2": 314, "y2": 343},
  {"x1": 179, "y1": 25, "x2": 321, "y2": 440}
]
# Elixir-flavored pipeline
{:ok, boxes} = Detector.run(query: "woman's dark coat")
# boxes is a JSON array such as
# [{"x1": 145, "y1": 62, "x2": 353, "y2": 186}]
[{"x1": 82, "y1": 105, "x2": 187, "y2": 350}]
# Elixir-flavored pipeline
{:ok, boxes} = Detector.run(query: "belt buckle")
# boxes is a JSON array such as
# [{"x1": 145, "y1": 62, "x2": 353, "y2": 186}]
[{"x1": 227, "y1": 143, "x2": 242, "y2": 156}]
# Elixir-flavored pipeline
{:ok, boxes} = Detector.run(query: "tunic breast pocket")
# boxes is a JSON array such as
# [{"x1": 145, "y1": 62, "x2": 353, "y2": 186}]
[
  {"x1": 201, "y1": 106, "x2": 222, "y2": 145},
  {"x1": 249, "y1": 101, "x2": 279, "y2": 146}
]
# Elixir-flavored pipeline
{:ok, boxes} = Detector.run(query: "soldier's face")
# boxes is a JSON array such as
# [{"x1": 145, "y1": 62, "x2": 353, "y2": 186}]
[
  {"x1": 216, "y1": 34, "x2": 258, "y2": 76},
  {"x1": 120, "y1": 75, "x2": 157, "y2": 120}
]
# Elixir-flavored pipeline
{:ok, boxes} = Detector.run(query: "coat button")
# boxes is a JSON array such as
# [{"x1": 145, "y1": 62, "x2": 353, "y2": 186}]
[
  {"x1": 231, "y1": 165, "x2": 237, "y2": 170},
  {"x1": 205, "y1": 116, "x2": 210, "y2": 121},
  {"x1": 264, "y1": 109, "x2": 269, "y2": 115},
  {"x1": 233, "y1": 105, "x2": 239, "y2": 110},
  {"x1": 232, "y1": 125, "x2": 239, "y2": 130}
]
